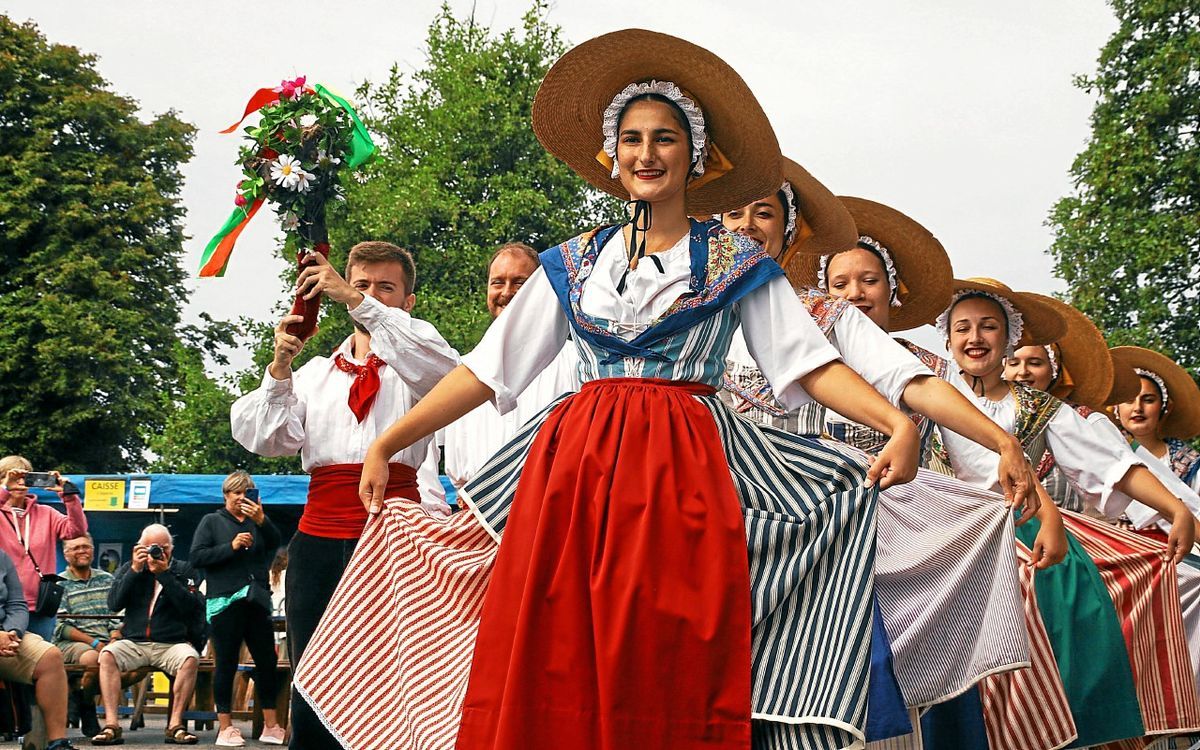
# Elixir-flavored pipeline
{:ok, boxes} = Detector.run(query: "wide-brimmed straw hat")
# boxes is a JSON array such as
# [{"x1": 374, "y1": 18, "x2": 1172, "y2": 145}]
[
  {"x1": 776, "y1": 159, "x2": 858, "y2": 266},
  {"x1": 1107, "y1": 346, "x2": 1147, "y2": 406},
  {"x1": 532, "y1": 29, "x2": 781, "y2": 215},
  {"x1": 787, "y1": 197, "x2": 953, "y2": 332},
  {"x1": 939, "y1": 278, "x2": 1067, "y2": 348},
  {"x1": 1108, "y1": 346, "x2": 1200, "y2": 439},
  {"x1": 1025, "y1": 295, "x2": 1112, "y2": 409}
]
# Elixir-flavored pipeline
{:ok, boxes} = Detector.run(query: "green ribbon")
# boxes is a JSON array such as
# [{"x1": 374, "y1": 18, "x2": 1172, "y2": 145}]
[{"x1": 315, "y1": 84, "x2": 375, "y2": 168}]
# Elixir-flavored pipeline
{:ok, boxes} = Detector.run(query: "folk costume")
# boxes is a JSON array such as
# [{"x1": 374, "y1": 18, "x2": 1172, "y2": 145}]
[
  {"x1": 298, "y1": 29, "x2": 883, "y2": 750},
  {"x1": 931, "y1": 280, "x2": 1200, "y2": 745},
  {"x1": 728, "y1": 198, "x2": 1033, "y2": 717},
  {"x1": 231, "y1": 292, "x2": 458, "y2": 748},
  {"x1": 1112, "y1": 346, "x2": 1200, "y2": 497}
]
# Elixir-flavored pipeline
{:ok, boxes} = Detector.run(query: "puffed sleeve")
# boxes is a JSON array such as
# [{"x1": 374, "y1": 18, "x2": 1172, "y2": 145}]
[
  {"x1": 827, "y1": 306, "x2": 934, "y2": 408},
  {"x1": 348, "y1": 294, "x2": 460, "y2": 397},
  {"x1": 230, "y1": 368, "x2": 308, "y2": 458},
  {"x1": 739, "y1": 276, "x2": 841, "y2": 410},
  {"x1": 461, "y1": 267, "x2": 571, "y2": 415},
  {"x1": 1045, "y1": 405, "x2": 1143, "y2": 518}
]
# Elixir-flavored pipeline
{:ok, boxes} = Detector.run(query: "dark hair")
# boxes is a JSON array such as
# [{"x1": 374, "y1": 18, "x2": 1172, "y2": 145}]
[
  {"x1": 1139, "y1": 374, "x2": 1167, "y2": 405},
  {"x1": 345, "y1": 241, "x2": 416, "y2": 295},
  {"x1": 488, "y1": 242, "x2": 540, "y2": 277},
  {"x1": 618, "y1": 93, "x2": 695, "y2": 170}
]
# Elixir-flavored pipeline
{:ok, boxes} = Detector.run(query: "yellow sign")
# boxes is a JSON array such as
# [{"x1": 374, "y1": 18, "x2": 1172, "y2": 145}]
[{"x1": 84, "y1": 479, "x2": 125, "y2": 510}]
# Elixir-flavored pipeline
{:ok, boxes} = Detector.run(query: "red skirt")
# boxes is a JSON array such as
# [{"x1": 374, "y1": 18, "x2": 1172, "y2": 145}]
[{"x1": 456, "y1": 378, "x2": 752, "y2": 750}]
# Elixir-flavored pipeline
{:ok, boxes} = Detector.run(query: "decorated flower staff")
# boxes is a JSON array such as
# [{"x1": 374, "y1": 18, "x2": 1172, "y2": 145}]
[{"x1": 199, "y1": 76, "x2": 375, "y2": 339}]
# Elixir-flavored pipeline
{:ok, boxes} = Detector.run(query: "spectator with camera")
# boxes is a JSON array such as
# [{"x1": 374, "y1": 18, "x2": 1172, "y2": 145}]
[
  {"x1": 0, "y1": 546, "x2": 79, "y2": 749},
  {"x1": 53, "y1": 534, "x2": 120, "y2": 737},
  {"x1": 189, "y1": 471, "x2": 285, "y2": 747},
  {"x1": 92, "y1": 524, "x2": 203, "y2": 746},
  {"x1": 0, "y1": 455, "x2": 88, "y2": 641}
]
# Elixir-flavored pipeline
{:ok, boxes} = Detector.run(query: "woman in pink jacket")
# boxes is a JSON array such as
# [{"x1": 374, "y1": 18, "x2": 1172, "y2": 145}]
[{"x1": 0, "y1": 455, "x2": 87, "y2": 640}]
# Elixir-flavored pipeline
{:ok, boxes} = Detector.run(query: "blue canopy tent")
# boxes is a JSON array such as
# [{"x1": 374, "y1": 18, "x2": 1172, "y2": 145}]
[{"x1": 32, "y1": 473, "x2": 457, "y2": 574}]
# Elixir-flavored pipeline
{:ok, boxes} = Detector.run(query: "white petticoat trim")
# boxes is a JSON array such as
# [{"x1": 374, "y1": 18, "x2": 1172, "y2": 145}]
[
  {"x1": 602, "y1": 80, "x2": 708, "y2": 179},
  {"x1": 935, "y1": 289, "x2": 1025, "y2": 354},
  {"x1": 816, "y1": 236, "x2": 903, "y2": 307},
  {"x1": 1135, "y1": 367, "x2": 1170, "y2": 409},
  {"x1": 779, "y1": 181, "x2": 798, "y2": 246}
]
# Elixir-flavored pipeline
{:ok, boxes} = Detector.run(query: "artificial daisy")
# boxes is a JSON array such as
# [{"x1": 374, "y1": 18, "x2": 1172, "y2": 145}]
[
  {"x1": 270, "y1": 154, "x2": 302, "y2": 188},
  {"x1": 316, "y1": 149, "x2": 341, "y2": 169},
  {"x1": 281, "y1": 212, "x2": 300, "y2": 231}
]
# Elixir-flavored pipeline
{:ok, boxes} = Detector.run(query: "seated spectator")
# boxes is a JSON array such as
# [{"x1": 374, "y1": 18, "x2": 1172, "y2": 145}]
[
  {"x1": 0, "y1": 456, "x2": 88, "y2": 640},
  {"x1": 53, "y1": 534, "x2": 120, "y2": 737},
  {"x1": 0, "y1": 547, "x2": 78, "y2": 749},
  {"x1": 190, "y1": 471, "x2": 285, "y2": 746},
  {"x1": 92, "y1": 524, "x2": 202, "y2": 746}
]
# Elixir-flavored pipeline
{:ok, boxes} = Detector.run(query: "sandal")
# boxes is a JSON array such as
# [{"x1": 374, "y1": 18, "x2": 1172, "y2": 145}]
[
  {"x1": 164, "y1": 725, "x2": 198, "y2": 745},
  {"x1": 90, "y1": 725, "x2": 124, "y2": 745}
]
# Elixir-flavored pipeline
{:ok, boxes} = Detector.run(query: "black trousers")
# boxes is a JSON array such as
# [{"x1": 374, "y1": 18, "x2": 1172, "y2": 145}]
[
  {"x1": 285, "y1": 531, "x2": 358, "y2": 750},
  {"x1": 210, "y1": 598, "x2": 279, "y2": 714}
]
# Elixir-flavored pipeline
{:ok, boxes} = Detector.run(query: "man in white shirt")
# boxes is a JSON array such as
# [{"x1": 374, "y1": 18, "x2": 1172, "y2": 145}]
[
  {"x1": 230, "y1": 242, "x2": 458, "y2": 749},
  {"x1": 442, "y1": 243, "x2": 579, "y2": 489}
]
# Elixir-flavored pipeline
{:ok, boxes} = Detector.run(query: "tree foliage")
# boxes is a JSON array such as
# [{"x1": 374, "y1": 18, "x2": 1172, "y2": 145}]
[
  {"x1": 0, "y1": 17, "x2": 196, "y2": 472},
  {"x1": 252, "y1": 2, "x2": 615, "y2": 371},
  {"x1": 1049, "y1": 1, "x2": 1200, "y2": 377}
]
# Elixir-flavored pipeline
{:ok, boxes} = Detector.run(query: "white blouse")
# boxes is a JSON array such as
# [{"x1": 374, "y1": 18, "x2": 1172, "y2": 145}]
[
  {"x1": 461, "y1": 231, "x2": 841, "y2": 414},
  {"x1": 725, "y1": 303, "x2": 932, "y2": 414},
  {"x1": 939, "y1": 383, "x2": 1140, "y2": 518},
  {"x1": 443, "y1": 342, "x2": 580, "y2": 489},
  {"x1": 1101, "y1": 410, "x2": 1200, "y2": 530},
  {"x1": 230, "y1": 295, "x2": 460, "y2": 501}
]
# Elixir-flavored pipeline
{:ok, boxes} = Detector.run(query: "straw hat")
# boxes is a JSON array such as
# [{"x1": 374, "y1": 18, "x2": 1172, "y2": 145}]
[
  {"x1": 1108, "y1": 346, "x2": 1200, "y2": 439},
  {"x1": 532, "y1": 29, "x2": 782, "y2": 215},
  {"x1": 787, "y1": 197, "x2": 953, "y2": 332},
  {"x1": 1025, "y1": 295, "x2": 1112, "y2": 409},
  {"x1": 939, "y1": 278, "x2": 1067, "y2": 348},
  {"x1": 1107, "y1": 346, "x2": 1147, "y2": 406},
  {"x1": 776, "y1": 159, "x2": 858, "y2": 266}
]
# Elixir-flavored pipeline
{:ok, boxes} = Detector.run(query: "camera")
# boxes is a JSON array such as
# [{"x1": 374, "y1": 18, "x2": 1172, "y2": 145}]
[
  {"x1": 147, "y1": 544, "x2": 165, "y2": 561},
  {"x1": 23, "y1": 472, "x2": 56, "y2": 488}
]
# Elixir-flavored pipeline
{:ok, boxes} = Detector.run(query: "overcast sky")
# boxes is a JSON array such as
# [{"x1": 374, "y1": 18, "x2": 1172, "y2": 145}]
[{"x1": 3, "y1": 0, "x2": 1117, "y2": 366}]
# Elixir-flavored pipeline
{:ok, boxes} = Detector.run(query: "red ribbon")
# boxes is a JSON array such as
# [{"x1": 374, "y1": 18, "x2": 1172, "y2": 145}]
[
  {"x1": 219, "y1": 86, "x2": 318, "y2": 134},
  {"x1": 333, "y1": 353, "x2": 386, "y2": 422}
]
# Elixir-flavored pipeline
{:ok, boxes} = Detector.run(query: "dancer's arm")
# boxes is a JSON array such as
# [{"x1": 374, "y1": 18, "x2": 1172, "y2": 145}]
[
  {"x1": 1028, "y1": 483, "x2": 1067, "y2": 569},
  {"x1": 901, "y1": 376, "x2": 1032, "y2": 514},
  {"x1": 1114, "y1": 467, "x2": 1195, "y2": 564},
  {"x1": 799, "y1": 362, "x2": 920, "y2": 490}
]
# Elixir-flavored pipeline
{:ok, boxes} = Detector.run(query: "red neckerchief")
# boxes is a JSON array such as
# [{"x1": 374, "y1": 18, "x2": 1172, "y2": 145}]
[{"x1": 333, "y1": 353, "x2": 386, "y2": 422}]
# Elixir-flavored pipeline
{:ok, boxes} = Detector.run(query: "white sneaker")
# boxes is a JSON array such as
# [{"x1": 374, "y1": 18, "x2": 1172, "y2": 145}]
[
  {"x1": 258, "y1": 725, "x2": 286, "y2": 745},
  {"x1": 216, "y1": 726, "x2": 246, "y2": 747}
]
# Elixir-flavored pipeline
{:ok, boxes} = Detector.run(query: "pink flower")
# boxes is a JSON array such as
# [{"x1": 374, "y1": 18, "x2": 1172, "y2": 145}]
[
  {"x1": 234, "y1": 193, "x2": 248, "y2": 207},
  {"x1": 275, "y1": 76, "x2": 308, "y2": 101}
]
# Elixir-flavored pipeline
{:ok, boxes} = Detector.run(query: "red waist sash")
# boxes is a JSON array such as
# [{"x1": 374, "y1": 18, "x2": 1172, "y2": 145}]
[{"x1": 301, "y1": 462, "x2": 418, "y2": 539}]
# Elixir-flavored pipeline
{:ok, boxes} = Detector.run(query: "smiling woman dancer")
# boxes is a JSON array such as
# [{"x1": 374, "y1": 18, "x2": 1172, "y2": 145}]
[
  {"x1": 1114, "y1": 346, "x2": 1200, "y2": 494},
  {"x1": 345, "y1": 29, "x2": 927, "y2": 750}
]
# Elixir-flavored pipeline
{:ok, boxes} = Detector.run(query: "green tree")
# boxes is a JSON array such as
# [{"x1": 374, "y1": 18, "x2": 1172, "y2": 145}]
[
  {"x1": 1049, "y1": 0, "x2": 1200, "y2": 377},
  {"x1": 248, "y1": 2, "x2": 614, "y2": 373},
  {"x1": 0, "y1": 17, "x2": 196, "y2": 472},
  {"x1": 148, "y1": 318, "x2": 301, "y2": 475}
]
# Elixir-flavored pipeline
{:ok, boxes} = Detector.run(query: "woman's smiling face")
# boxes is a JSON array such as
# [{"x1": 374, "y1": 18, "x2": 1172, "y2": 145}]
[
  {"x1": 615, "y1": 98, "x2": 692, "y2": 204},
  {"x1": 824, "y1": 247, "x2": 891, "y2": 329},
  {"x1": 722, "y1": 193, "x2": 787, "y2": 259},
  {"x1": 947, "y1": 295, "x2": 1010, "y2": 379},
  {"x1": 1004, "y1": 345, "x2": 1055, "y2": 391}
]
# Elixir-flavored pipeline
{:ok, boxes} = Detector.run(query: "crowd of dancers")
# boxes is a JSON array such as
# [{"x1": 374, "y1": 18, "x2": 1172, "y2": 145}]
[{"x1": 230, "y1": 28, "x2": 1200, "y2": 750}]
